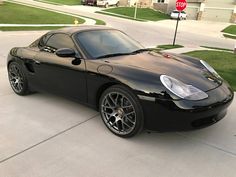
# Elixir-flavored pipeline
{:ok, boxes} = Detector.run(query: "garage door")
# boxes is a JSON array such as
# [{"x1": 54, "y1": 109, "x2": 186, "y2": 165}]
[
  {"x1": 202, "y1": 8, "x2": 233, "y2": 22},
  {"x1": 186, "y1": 7, "x2": 199, "y2": 20},
  {"x1": 186, "y1": 3, "x2": 200, "y2": 20}
]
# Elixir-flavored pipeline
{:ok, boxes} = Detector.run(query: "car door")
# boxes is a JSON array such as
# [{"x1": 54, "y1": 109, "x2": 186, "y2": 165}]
[{"x1": 32, "y1": 33, "x2": 87, "y2": 102}]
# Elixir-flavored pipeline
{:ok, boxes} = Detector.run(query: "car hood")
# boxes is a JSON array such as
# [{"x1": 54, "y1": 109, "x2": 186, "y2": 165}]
[{"x1": 104, "y1": 51, "x2": 221, "y2": 92}]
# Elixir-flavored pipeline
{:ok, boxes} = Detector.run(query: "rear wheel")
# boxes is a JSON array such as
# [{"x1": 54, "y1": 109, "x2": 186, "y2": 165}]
[
  {"x1": 8, "y1": 62, "x2": 30, "y2": 95},
  {"x1": 99, "y1": 85, "x2": 144, "y2": 137}
]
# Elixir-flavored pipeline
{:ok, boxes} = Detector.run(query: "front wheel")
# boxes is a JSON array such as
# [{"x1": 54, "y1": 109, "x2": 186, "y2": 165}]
[
  {"x1": 99, "y1": 85, "x2": 144, "y2": 138},
  {"x1": 8, "y1": 62, "x2": 30, "y2": 95}
]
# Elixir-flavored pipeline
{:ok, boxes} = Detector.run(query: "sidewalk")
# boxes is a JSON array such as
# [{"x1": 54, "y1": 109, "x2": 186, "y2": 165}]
[
  {"x1": 163, "y1": 46, "x2": 205, "y2": 54},
  {"x1": 162, "y1": 45, "x2": 235, "y2": 54}
]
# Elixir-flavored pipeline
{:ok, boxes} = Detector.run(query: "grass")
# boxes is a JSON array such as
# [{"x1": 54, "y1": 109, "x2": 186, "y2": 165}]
[
  {"x1": 101, "y1": 7, "x2": 169, "y2": 21},
  {"x1": 94, "y1": 19, "x2": 106, "y2": 25},
  {"x1": 37, "y1": 0, "x2": 81, "y2": 5},
  {"x1": 0, "y1": 26, "x2": 65, "y2": 31},
  {"x1": 222, "y1": 25, "x2": 236, "y2": 39},
  {"x1": 96, "y1": 11, "x2": 145, "y2": 21},
  {"x1": 157, "y1": 44, "x2": 183, "y2": 50},
  {"x1": 0, "y1": 2, "x2": 84, "y2": 28},
  {"x1": 201, "y1": 46, "x2": 233, "y2": 52},
  {"x1": 222, "y1": 25, "x2": 236, "y2": 35},
  {"x1": 223, "y1": 34, "x2": 236, "y2": 40},
  {"x1": 185, "y1": 50, "x2": 236, "y2": 90}
]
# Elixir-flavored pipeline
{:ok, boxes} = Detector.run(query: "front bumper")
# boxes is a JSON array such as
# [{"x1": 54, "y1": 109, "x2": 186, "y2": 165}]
[{"x1": 140, "y1": 82, "x2": 234, "y2": 132}]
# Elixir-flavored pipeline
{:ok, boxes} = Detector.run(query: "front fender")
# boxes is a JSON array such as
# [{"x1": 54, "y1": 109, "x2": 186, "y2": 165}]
[{"x1": 109, "y1": 65, "x2": 180, "y2": 101}]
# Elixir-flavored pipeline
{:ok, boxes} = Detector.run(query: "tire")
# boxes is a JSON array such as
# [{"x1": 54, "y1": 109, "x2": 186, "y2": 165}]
[
  {"x1": 8, "y1": 62, "x2": 30, "y2": 96},
  {"x1": 99, "y1": 85, "x2": 144, "y2": 138}
]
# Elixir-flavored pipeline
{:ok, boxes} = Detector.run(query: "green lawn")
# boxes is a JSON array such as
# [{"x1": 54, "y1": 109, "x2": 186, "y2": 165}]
[
  {"x1": 201, "y1": 46, "x2": 233, "y2": 52},
  {"x1": 102, "y1": 7, "x2": 169, "y2": 21},
  {"x1": 96, "y1": 11, "x2": 145, "y2": 21},
  {"x1": 0, "y1": 2, "x2": 84, "y2": 30},
  {"x1": 0, "y1": 26, "x2": 65, "y2": 31},
  {"x1": 222, "y1": 25, "x2": 236, "y2": 39},
  {"x1": 157, "y1": 44, "x2": 183, "y2": 50},
  {"x1": 38, "y1": 0, "x2": 81, "y2": 5},
  {"x1": 185, "y1": 50, "x2": 236, "y2": 90},
  {"x1": 223, "y1": 34, "x2": 236, "y2": 40},
  {"x1": 94, "y1": 19, "x2": 106, "y2": 25},
  {"x1": 222, "y1": 25, "x2": 236, "y2": 35}
]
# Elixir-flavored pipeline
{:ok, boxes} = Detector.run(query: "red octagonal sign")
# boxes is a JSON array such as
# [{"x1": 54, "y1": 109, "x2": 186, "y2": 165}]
[{"x1": 176, "y1": 0, "x2": 187, "y2": 11}]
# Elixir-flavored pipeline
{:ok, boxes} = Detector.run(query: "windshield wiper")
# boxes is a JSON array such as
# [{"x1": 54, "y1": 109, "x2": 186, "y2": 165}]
[
  {"x1": 96, "y1": 48, "x2": 153, "y2": 59},
  {"x1": 96, "y1": 53, "x2": 130, "y2": 59}
]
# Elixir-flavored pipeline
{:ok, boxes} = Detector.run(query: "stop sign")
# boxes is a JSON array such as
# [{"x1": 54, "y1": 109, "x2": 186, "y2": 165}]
[{"x1": 176, "y1": 0, "x2": 187, "y2": 11}]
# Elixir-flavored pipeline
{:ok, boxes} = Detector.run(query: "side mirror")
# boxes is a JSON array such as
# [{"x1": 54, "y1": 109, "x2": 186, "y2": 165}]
[{"x1": 55, "y1": 48, "x2": 76, "y2": 58}]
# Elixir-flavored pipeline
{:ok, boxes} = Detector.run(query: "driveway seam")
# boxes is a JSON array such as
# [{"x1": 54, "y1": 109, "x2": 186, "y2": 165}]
[
  {"x1": 177, "y1": 133, "x2": 236, "y2": 157},
  {"x1": 0, "y1": 113, "x2": 99, "y2": 164}
]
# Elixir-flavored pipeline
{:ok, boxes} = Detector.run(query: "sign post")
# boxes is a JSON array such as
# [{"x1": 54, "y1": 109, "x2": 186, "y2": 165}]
[
  {"x1": 173, "y1": 0, "x2": 187, "y2": 46},
  {"x1": 134, "y1": 0, "x2": 138, "y2": 19}
]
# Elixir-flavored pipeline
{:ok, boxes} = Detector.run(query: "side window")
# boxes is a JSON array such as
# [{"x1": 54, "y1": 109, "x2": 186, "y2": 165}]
[
  {"x1": 38, "y1": 33, "x2": 52, "y2": 49},
  {"x1": 45, "y1": 34, "x2": 76, "y2": 53}
]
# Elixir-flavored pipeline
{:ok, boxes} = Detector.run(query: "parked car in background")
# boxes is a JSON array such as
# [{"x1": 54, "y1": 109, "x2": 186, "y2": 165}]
[
  {"x1": 97, "y1": 0, "x2": 119, "y2": 8},
  {"x1": 170, "y1": 10, "x2": 187, "y2": 20},
  {"x1": 82, "y1": 0, "x2": 97, "y2": 6}
]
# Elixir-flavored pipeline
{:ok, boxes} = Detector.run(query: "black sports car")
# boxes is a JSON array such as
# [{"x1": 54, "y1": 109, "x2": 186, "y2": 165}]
[{"x1": 7, "y1": 26, "x2": 234, "y2": 137}]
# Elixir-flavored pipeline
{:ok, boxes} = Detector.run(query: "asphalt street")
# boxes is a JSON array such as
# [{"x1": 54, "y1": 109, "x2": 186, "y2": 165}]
[{"x1": 0, "y1": 31, "x2": 236, "y2": 177}]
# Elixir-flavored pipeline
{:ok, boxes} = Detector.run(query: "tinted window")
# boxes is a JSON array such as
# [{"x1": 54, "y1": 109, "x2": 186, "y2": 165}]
[
  {"x1": 30, "y1": 38, "x2": 40, "y2": 48},
  {"x1": 75, "y1": 30, "x2": 143, "y2": 59},
  {"x1": 46, "y1": 33, "x2": 75, "y2": 52},
  {"x1": 38, "y1": 33, "x2": 52, "y2": 49}
]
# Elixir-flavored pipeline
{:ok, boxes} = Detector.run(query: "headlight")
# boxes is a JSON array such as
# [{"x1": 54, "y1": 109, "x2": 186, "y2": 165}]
[
  {"x1": 160, "y1": 75, "x2": 208, "y2": 100},
  {"x1": 200, "y1": 60, "x2": 221, "y2": 79}
]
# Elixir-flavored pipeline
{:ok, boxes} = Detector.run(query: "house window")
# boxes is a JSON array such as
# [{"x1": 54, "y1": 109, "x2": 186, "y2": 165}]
[{"x1": 157, "y1": 0, "x2": 165, "y2": 3}]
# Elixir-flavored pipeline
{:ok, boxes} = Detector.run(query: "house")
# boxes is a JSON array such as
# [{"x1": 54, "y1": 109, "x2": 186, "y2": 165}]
[
  {"x1": 153, "y1": 0, "x2": 175, "y2": 14},
  {"x1": 119, "y1": 0, "x2": 152, "y2": 7},
  {"x1": 153, "y1": 0, "x2": 236, "y2": 23}
]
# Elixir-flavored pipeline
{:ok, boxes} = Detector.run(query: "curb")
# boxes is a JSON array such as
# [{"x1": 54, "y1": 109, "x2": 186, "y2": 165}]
[{"x1": 0, "y1": 24, "x2": 81, "y2": 27}]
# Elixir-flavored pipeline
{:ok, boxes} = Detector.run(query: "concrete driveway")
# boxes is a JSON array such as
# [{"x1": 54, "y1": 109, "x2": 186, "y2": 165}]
[{"x1": 0, "y1": 32, "x2": 235, "y2": 177}]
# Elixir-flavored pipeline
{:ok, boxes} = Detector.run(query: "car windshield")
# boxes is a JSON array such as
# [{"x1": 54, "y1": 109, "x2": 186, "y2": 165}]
[{"x1": 75, "y1": 30, "x2": 144, "y2": 59}]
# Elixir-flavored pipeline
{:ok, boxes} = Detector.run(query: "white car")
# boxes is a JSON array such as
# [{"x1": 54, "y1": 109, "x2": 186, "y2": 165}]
[
  {"x1": 97, "y1": 0, "x2": 119, "y2": 8},
  {"x1": 170, "y1": 10, "x2": 187, "y2": 20}
]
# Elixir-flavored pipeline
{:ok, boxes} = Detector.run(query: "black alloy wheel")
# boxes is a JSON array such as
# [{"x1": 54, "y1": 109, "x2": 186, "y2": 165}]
[{"x1": 8, "y1": 62, "x2": 29, "y2": 95}]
